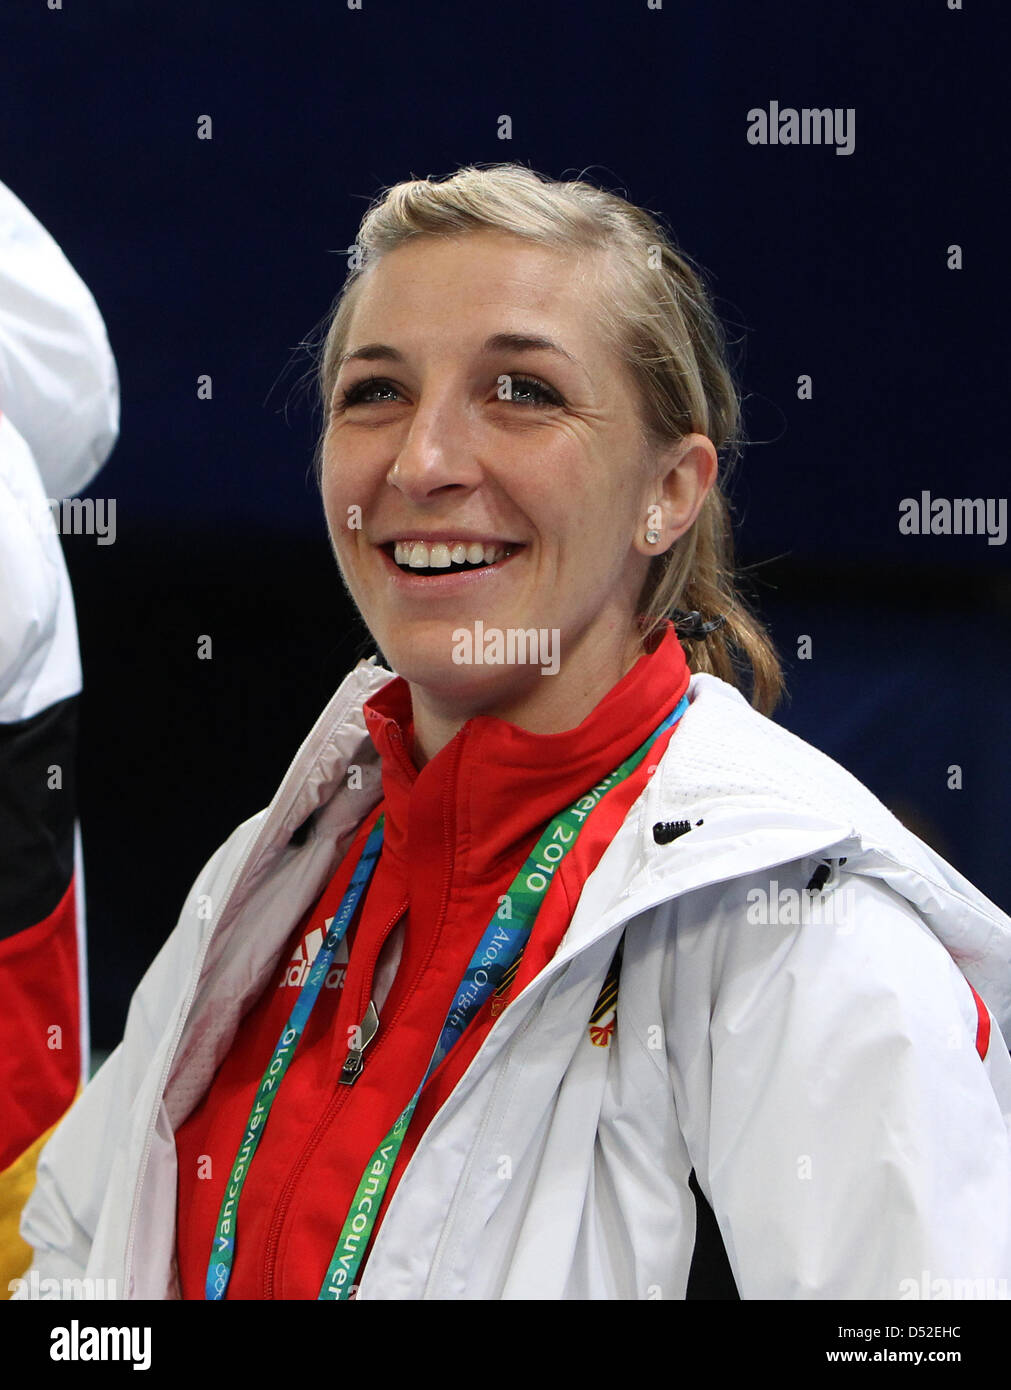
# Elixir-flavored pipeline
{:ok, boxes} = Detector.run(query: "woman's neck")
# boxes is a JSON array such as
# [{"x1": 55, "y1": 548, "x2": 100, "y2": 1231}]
[{"x1": 407, "y1": 626, "x2": 647, "y2": 768}]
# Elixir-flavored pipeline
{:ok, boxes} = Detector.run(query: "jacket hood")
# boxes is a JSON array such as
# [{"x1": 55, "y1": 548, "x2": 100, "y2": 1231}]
[
  {"x1": 637, "y1": 672, "x2": 1011, "y2": 1040},
  {"x1": 0, "y1": 179, "x2": 119, "y2": 497}
]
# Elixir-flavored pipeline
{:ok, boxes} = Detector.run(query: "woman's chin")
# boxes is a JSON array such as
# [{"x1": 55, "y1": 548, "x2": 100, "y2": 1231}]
[{"x1": 382, "y1": 644, "x2": 548, "y2": 711}]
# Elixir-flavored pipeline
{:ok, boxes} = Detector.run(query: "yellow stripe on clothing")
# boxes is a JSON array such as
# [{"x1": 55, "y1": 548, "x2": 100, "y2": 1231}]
[{"x1": 0, "y1": 1085, "x2": 81, "y2": 1298}]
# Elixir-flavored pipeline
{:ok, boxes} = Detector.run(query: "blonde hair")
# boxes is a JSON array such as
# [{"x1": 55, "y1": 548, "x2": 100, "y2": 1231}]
[{"x1": 314, "y1": 163, "x2": 783, "y2": 713}]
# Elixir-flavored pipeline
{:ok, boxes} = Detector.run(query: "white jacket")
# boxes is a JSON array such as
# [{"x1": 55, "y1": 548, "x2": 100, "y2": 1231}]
[
  {"x1": 16, "y1": 662, "x2": 1011, "y2": 1300},
  {"x1": 0, "y1": 176, "x2": 119, "y2": 727}
]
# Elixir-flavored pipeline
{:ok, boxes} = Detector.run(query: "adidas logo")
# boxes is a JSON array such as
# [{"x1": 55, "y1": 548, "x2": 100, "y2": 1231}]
[{"x1": 278, "y1": 920, "x2": 348, "y2": 990}]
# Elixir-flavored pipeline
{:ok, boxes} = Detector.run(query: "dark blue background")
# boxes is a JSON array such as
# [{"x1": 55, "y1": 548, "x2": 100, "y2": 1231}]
[{"x1": 2, "y1": 0, "x2": 1006, "y2": 1047}]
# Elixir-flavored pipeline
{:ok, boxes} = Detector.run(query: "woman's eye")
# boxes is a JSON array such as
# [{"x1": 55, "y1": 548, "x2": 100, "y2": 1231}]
[
  {"x1": 503, "y1": 375, "x2": 562, "y2": 407},
  {"x1": 339, "y1": 377, "x2": 399, "y2": 407}
]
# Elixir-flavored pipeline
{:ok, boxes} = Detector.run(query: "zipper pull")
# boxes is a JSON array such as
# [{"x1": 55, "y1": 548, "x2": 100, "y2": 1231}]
[{"x1": 339, "y1": 1000, "x2": 379, "y2": 1085}]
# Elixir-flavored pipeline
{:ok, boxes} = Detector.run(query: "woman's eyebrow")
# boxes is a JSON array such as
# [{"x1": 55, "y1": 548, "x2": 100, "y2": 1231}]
[
  {"x1": 338, "y1": 332, "x2": 581, "y2": 371},
  {"x1": 482, "y1": 332, "x2": 580, "y2": 365}
]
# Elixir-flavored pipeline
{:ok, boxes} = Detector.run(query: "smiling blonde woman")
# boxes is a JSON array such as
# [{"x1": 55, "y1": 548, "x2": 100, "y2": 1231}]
[{"x1": 16, "y1": 164, "x2": 1011, "y2": 1302}]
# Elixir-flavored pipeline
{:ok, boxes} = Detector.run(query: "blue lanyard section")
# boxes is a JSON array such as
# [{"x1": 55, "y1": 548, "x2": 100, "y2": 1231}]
[{"x1": 205, "y1": 815, "x2": 384, "y2": 1299}]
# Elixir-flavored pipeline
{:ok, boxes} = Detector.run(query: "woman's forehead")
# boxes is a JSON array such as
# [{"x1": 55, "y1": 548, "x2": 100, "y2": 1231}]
[{"x1": 345, "y1": 235, "x2": 614, "y2": 358}]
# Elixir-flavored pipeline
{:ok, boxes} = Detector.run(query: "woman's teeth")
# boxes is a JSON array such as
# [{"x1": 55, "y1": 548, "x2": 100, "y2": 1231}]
[{"x1": 392, "y1": 540, "x2": 513, "y2": 569}]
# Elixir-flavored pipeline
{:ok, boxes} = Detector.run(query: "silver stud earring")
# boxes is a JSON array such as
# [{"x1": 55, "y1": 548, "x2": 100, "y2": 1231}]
[{"x1": 645, "y1": 528, "x2": 660, "y2": 544}]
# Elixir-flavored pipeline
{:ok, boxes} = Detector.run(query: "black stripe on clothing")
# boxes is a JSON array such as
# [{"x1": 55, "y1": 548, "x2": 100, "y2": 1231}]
[
  {"x1": 0, "y1": 694, "x2": 78, "y2": 939},
  {"x1": 686, "y1": 1167, "x2": 740, "y2": 1299}
]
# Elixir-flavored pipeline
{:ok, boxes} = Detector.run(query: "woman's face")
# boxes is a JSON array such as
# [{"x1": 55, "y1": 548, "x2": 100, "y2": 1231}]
[{"x1": 320, "y1": 229, "x2": 705, "y2": 715}]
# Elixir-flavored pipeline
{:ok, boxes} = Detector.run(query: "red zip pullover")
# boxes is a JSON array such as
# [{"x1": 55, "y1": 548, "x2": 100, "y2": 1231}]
[{"x1": 175, "y1": 622, "x2": 690, "y2": 1298}]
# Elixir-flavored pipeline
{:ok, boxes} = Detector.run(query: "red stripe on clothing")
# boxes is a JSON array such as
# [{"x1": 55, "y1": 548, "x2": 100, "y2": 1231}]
[
  {"x1": 969, "y1": 984, "x2": 991, "y2": 1061},
  {"x1": 0, "y1": 876, "x2": 81, "y2": 1170}
]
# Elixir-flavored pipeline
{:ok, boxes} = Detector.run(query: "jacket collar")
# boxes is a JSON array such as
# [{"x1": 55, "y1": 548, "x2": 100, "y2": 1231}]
[{"x1": 279, "y1": 658, "x2": 863, "y2": 889}]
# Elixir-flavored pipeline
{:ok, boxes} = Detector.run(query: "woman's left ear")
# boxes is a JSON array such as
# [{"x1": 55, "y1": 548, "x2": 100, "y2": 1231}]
[{"x1": 634, "y1": 433, "x2": 719, "y2": 556}]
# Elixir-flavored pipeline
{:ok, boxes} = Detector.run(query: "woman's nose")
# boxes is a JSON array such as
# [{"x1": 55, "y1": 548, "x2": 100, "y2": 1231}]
[{"x1": 386, "y1": 393, "x2": 484, "y2": 500}]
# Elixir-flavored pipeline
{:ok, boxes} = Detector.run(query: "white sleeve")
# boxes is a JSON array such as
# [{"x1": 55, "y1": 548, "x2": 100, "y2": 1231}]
[
  {"x1": 0, "y1": 412, "x2": 82, "y2": 721},
  {"x1": 0, "y1": 178, "x2": 119, "y2": 500},
  {"x1": 0, "y1": 419, "x2": 62, "y2": 712},
  {"x1": 683, "y1": 862, "x2": 1011, "y2": 1299}
]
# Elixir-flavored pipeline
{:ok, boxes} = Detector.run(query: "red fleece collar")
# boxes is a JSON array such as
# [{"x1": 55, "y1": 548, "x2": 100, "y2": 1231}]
[{"x1": 361, "y1": 621, "x2": 691, "y2": 884}]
